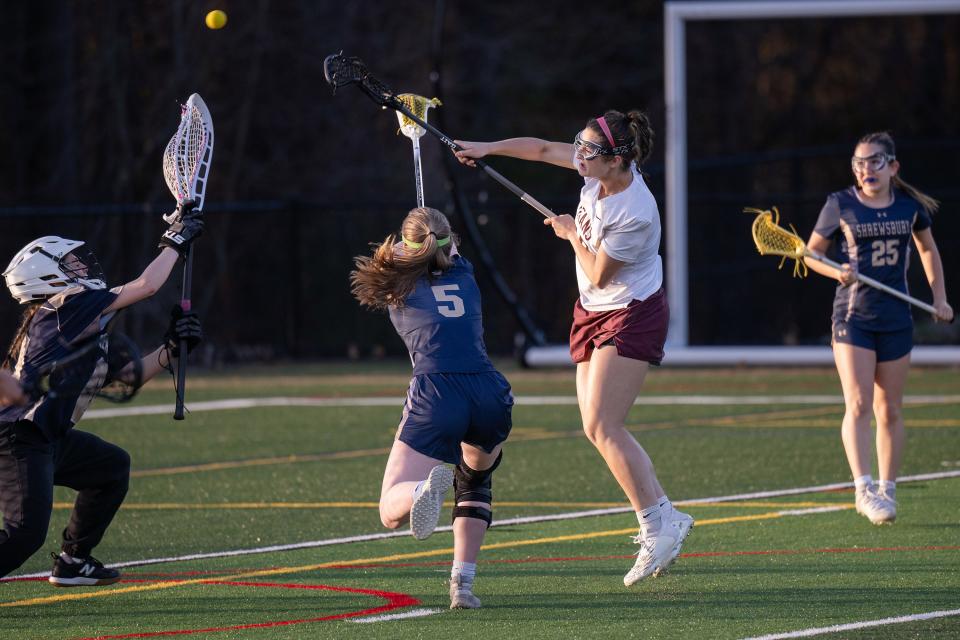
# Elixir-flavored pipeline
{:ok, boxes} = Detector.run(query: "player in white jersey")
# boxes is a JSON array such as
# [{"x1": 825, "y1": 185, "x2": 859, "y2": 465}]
[
  {"x1": 454, "y1": 109, "x2": 692, "y2": 585},
  {"x1": 804, "y1": 131, "x2": 953, "y2": 525}
]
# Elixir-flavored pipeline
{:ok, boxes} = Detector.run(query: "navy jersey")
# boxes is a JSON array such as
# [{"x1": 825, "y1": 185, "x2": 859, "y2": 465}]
[
  {"x1": 814, "y1": 187, "x2": 931, "y2": 331},
  {"x1": 388, "y1": 255, "x2": 495, "y2": 375},
  {"x1": 0, "y1": 286, "x2": 118, "y2": 437}
]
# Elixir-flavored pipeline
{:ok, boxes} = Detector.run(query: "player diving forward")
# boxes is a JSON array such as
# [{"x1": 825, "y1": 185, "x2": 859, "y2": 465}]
[{"x1": 351, "y1": 207, "x2": 513, "y2": 610}]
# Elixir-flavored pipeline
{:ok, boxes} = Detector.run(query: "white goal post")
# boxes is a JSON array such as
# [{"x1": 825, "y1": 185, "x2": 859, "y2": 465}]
[{"x1": 522, "y1": 0, "x2": 960, "y2": 367}]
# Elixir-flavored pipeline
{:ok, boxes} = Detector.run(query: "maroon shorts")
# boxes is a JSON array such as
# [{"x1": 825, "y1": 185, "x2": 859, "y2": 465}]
[{"x1": 569, "y1": 288, "x2": 669, "y2": 365}]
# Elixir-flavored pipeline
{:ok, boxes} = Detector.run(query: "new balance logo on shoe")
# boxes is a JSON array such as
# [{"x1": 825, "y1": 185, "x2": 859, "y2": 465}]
[{"x1": 48, "y1": 553, "x2": 122, "y2": 587}]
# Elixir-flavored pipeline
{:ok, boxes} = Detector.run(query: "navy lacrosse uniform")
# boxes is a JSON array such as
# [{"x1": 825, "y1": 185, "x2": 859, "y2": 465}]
[
  {"x1": 0, "y1": 287, "x2": 130, "y2": 577},
  {"x1": 814, "y1": 187, "x2": 932, "y2": 359},
  {"x1": 388, "y1": 255, "x2": 513, "y2": 464}
]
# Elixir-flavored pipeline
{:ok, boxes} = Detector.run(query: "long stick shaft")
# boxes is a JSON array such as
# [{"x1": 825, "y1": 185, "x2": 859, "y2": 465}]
[
  {"x1": 391, "y1": 100, "x2": 556, "y2": 218},
  {"x1": 806, "y1": 249, "x2": 938, "y2": 315},
  {"x1": 412, "y1": 137, "x2": 425, "y2": 208},
  {"x1": 173, "y1": 246, "x2": 193, "y2": 420}
]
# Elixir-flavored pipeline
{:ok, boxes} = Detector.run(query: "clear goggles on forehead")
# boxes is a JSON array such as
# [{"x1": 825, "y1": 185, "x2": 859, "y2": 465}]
[
  {"x1": 851, "y1": 153, "x2": 894, "y2": 172},
  {"x1": 573, "y1": 132, "x2": 633, "y2": 161}
]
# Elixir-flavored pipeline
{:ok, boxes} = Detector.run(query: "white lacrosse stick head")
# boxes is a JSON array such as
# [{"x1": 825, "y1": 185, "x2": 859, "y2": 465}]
[
  {"x1": 396, "y1": 94, "x2": 441, "y2": 140},
  {"x1": 163, "y1": 94, "x2": 215, "y2": 222}
]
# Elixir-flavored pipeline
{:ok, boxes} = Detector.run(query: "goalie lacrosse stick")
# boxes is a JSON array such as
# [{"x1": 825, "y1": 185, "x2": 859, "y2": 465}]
[
  {"x1": 745, "y1": 206, "x2": 941, "y2": 316},
  {"x1": 30, "y1": 330, "x2": 142, "y2": 404},
  {"x1": 396, "y1": 94, "x2": 441, "y2": 207},
  {"x1": 163, "y1": 93, "x2": 214, "y2": 420},
  {"x1": 324, "y1": 53, "x2": 556, "y2": 218}
]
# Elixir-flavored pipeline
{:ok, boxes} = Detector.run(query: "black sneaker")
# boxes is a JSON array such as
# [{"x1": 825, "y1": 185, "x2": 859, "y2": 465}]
[{"x1": 48, "y1": 552, "x2": 122, "y2": 587}]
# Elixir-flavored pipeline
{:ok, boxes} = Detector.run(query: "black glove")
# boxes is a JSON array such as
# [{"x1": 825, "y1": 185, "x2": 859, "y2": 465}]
[
  {"x1": 159, "y1": 202, "x2": 204, "y2": 255},
  {"x1": 165, "y1": 305, "x2": 203, "y2": 357}
]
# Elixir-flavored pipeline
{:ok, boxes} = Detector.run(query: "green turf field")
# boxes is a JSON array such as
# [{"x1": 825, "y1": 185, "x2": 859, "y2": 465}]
[{"x1": 2, "y1": 363, "x2": 958, "y2": 639}]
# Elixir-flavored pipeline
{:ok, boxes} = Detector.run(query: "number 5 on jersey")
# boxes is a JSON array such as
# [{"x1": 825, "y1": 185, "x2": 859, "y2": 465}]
[{"x1": 432, "y1": 285, "x2": 465, "y2": 317}]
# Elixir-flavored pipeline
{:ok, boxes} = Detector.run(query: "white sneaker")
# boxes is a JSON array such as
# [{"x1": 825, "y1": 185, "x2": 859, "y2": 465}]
[
  {"x1": 449, "y1": 575, "x2": 482, "y2": 609},
  {"x1": 855, "y1": 487, "x2": 896, "y2": 525},
  {"x1": 410, "y1": 465, "x2": 454, "y2": 540},
  {"x1": 660, "y1": 509, "x2": 694, "y2": 574},
  {"x1": 623, "y1": 527, "x2": 679, "y2": 586}
]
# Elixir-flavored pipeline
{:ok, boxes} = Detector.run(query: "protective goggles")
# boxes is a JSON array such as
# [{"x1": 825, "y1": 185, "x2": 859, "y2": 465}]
[
  {"x1": 851, "y1": 153, "x2": 895, "y2": 172},
  {"x1": 573, "y1": 132, "x2": 633, "y2": 161}
]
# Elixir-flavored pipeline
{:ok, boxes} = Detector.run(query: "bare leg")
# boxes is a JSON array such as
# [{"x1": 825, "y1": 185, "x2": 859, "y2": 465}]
[
  {"x1": 873, "y1": 353, "x2": 910, "y2": 482},
  {"x1": 379, "y1": 440, "x2": 443, "y2": 529},
  {"x1": 576, "y1": 346, "x2": 661, "y2": 511},
  {"x1": 833, "y1": 343, "x2": 877, "y2": 479}
]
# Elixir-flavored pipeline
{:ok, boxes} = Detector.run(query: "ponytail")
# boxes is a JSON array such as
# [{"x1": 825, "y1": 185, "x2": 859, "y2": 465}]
[
  {"x1": 3, "y1": 303, "x2": 41, "y2": 370},
  {"x1": 893, "y1": 175, "x2": 940, "y2": 217},
  {"x1": 350, "y1": 207, "x2": 458, "y2": 310}
]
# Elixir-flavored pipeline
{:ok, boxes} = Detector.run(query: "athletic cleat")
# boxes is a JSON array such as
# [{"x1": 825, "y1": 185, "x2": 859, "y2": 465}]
[
  {"x1": 410, "y1": 464, "x2": 454, "y2": 540},
  {"x1": 48, "y1": 553, "x2": 121, "y2": 587},
  {"x1": 657, "y1": 509, "x2": 694, "y2": 575},
  {"x1": 855, "y1": 487, "x2": 896, "y2": 525},
  {"x1": 623, "y1": 528, "x2": 679, "y2": 586},
  {"x1": 449, "y1": 576, "x2": 482, "y2": 609}
]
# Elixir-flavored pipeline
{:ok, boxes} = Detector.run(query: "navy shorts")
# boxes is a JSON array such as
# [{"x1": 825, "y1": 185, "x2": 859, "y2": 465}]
[
  {"x1": 832, "y1": 319, "x2": 913, "y2": 362},
  {"x1": 398, "y1": 371, "x2": 514, "y2": 464}
]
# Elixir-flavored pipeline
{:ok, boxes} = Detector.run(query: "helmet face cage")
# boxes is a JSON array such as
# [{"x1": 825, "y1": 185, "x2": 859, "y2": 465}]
[{"x1": 59, "y1": 246, "x2": 106, "y2": 288}]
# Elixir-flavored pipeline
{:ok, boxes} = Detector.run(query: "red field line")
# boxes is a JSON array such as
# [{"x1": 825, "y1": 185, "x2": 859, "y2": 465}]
[{"x1": 74, "y1": 580, "x2": 420, "y2": 640}]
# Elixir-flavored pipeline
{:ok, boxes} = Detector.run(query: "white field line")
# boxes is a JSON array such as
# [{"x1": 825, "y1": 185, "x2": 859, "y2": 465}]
[
  {"x1": 83, "y1": 394, "x2": 960, "y2": 419},
  {"x1": 741, "y1": 608, "x2": 960, "y2": 639},
  {"x1": 8, "y1": 469, "x2": 960, "y2": 580},
  {"x1": 351, "y1": 608, "x2": 442, "y2": 623}
]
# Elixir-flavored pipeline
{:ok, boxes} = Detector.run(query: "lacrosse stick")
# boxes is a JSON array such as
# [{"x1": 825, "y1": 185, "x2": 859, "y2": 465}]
[
  {"x1": 746, "y1": 206, "x2": 941, "y2": 316},
  {"x1": 396, "y1": 94, "x2": 441, "y2": 207},
  {"x1": 323, "y1": 53, "x2": 556, "y2": 218},
  {"x1": 162, "y1": 93, "x2": 214, "y2": 420},
  {"x1": 30, "y1": 330, "x2": 142, "y2": 404}
]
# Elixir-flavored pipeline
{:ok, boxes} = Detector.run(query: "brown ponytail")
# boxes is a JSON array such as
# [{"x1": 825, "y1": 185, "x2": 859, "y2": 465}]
[
  {"x1": 858, "y1": 132, "x2": 940, "y2": 216},
  {"x1": 350, "y1": 207, "x2": 458, "y2": 310},
  {"x1": 3, "y1": 303, "x2": 41, "y2": 370}
]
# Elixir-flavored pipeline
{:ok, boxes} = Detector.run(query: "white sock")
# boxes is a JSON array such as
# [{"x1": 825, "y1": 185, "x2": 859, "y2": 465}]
[
  {"x1": 60, "y1": 552, "x2": 84, "y2": 564},
  {"x1": 657, "y1": 495, "x2": 674, "y2": 518},
  {"x1": 451, "y1": 560, "x2": 476, "y2": 591},
  {"x1": 853, "y1": 475, "x2": 873, "y2": 492},
  {"x1": 878, "y1": 480, "x2": 896, "y2": 500},
  {"x1": 637, "y1": 504, "x2": 662, "y2": 537}
]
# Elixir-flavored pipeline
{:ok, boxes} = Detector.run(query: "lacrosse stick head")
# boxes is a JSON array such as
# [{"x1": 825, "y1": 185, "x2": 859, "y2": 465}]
[
  {"x1": 163, "y1": 94, "x2": 215, "y2": 221},
  {"x1": 744, "y1": 206, "x2": 809, "y2": 277},
  {"x1": 323, "y1": 53, "x2": 397, "y2": 107},
  {"x1": 395, "y1": 94, "x2": 442, "y2": 139}
]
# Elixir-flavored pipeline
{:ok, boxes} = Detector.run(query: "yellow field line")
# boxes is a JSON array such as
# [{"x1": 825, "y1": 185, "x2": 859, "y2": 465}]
[{"x1": 1, "y1": 507, "x2": 853, "y2": 608}]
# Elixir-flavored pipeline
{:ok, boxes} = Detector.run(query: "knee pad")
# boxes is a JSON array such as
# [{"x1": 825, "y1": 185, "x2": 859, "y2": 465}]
[{"x1": 451, "y1": 451, "x2": 502, "y2": 527}]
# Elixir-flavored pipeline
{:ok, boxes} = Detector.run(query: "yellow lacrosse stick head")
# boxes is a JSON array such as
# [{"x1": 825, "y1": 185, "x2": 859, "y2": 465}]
[
  {"x1": 743, "y1": 206, "x2": 809, "y2": 278},
  {"x1": 396, "y1": 94, "x2": 442, "y2": 139}
]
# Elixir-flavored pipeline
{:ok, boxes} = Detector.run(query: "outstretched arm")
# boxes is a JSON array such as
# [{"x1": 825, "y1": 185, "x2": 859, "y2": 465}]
[
  {"x1": 105, "y1": 206, "x2": 205, "y2": 313},
  {"x1": 913, "y1": 227, "x2": 954, "y2": 322},
  {"x1": 454, "y1": 138, "x2": 575, "y2": 170}
]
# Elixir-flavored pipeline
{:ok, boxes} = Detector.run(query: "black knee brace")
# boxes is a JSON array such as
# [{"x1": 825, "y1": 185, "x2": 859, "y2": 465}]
[{"x1": 451, "y1": 452, "x2": 502, "y2": 527}]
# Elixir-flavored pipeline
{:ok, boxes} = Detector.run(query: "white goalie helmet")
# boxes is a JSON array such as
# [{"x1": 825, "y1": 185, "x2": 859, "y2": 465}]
[{"x1": 3, "y1": 236, "x2": 107, "y2": 304}]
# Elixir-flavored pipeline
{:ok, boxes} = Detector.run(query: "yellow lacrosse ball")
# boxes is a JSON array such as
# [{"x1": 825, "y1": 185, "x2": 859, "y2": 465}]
[{"x1": 205, "y1": 10, "x2": 227, "y2": 30}]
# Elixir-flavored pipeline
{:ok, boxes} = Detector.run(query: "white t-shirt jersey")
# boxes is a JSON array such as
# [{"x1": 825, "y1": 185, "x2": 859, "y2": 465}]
[{"x1": 573, "y1": 165, "x2": 663, "y2": 311}]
